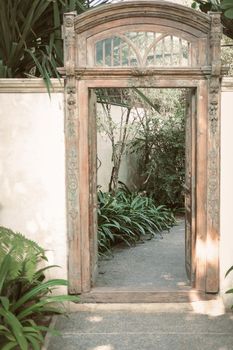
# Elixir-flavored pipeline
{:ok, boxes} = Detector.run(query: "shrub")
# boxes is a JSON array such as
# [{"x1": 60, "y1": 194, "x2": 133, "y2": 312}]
[
  {"x1": 128, "y1": 89, "x2": 186, "y2": 211},
  {"x1": 0, "y1": 227, "x2": 79, "y2": 350},
  {"x1": 0, "y1": 0, "x2": 110, "y2": 81},
  {"x1": 97, "y1": 188, "x2": 175, "y2": 255}
]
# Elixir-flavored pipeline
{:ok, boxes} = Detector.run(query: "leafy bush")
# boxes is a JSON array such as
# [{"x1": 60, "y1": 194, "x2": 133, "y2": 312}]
[
  {"x1": 97, "y1": 188, "x2": 175, "y2": 255},
  {"x1": 0, "y1": 0, "x2": 109, "y2": 82},
  {"x1": 0, "y1": 227, "x2": 78, "y2": 350},
  {"x1": 130, "y1": 100, "x2": 185, "y2": 211}
]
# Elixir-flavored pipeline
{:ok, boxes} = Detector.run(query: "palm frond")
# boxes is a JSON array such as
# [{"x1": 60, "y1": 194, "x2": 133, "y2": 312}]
[{"x1": 0, "y1": 0, "x2": 111, "y2": 84}]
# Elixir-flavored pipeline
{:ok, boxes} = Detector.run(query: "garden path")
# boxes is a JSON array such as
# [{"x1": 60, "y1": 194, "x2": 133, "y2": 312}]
[
  {"x1": 45, "y1": 221, "x2": 233, "y2": 350},
  {"x1": 95, "y1": 220, "x2": 190, "y2": 291}
]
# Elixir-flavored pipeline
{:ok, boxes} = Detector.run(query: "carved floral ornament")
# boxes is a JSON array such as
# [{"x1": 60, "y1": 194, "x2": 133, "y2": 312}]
[
  {"x1": 208, "y1": 78, "x2": 220, "y2": 134},
  {"x1": 66, "y1": 61, "x2": 75, "y2": 76},
  {"x1": 67, "y1": 147, "x2": 79, "y2": 220},
  {"x1": 65, "y1": 15, "x2": 75, "y2": 28},
  {"x1": 67, "y1": 86, "x2": 76, "y2": 109},
  {"x1": 210, "y1": 13, "x2": 222, "y2": 46},
  {"x1": 207, "y1": 14, "x2": 221, "y2": 226},
  {"x1": 64, "y1": 12, "x2": 79, "y2": 225},
  {"x1": 208, "y1": 147, "x2": 220, "y2": 226},
  {"x1": 211, "y1": 14, "x2": 222, "y2": 30},
  {"x1": 210, "y1": 31, "x2": 222, "y2": 46}
]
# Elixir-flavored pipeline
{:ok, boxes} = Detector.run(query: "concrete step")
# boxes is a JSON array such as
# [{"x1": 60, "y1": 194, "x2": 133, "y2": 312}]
[{"x1": 46, "y1": 301, "x2": 233, "y2": 350}]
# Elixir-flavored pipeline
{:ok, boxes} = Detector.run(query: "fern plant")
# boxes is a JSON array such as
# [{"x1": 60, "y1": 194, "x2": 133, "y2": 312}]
[
  {"x1": 0, "y1": 227, "x2": 79, "y2": 350},
  {"x1": 0, "y1": 226, "x2": 46, "y2": 280},
  {"x1": 0, "y1": 227, "x2": 49, "y2": 303}
]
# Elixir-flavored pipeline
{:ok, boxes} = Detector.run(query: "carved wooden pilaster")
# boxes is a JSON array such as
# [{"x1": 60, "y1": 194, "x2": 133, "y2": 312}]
[
  {"x1": 206, "y1": 12, "x2": 222, "y2": 293},
  {"x1": 64, "y1": 12, "x2": 81, "y2": 293},
  {"x1": 208, "y1": 77, "x2": 220, "y2": 226},
  {"x1": 207, "y1": 13, "x2": 221, "y2": 227}
]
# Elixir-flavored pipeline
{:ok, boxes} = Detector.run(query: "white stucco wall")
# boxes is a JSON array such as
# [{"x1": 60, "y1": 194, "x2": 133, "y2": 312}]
[
  {"x1": 97, "y1": 104, "x2": 140, "y2": 192},
  {"x1": 0, "y1": 79, "x2": 67, "y2": 287},
  {"x1": 1, "y1": 78, "x2": 233, "y2": 306},
  {"x1": 220, "y1": 78, "x2": 233, "y2": 307}
]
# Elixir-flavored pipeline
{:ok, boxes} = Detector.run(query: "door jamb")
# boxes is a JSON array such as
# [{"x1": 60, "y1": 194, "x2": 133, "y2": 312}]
[
  {"x1": 71, "y1": 77, "x2": 217, "y2": 300},
  {"x1": 61, "y1": 6, "x2": 223, "y2": 298}
]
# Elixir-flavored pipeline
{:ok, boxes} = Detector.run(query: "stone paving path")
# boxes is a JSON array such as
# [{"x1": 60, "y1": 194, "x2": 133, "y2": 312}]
[
  {"x1": 46, "y1": 220, "x2": 233, "y2": 350},
  {"x1": 96, "y1": 220, "x2": 190, "y2": 291}
]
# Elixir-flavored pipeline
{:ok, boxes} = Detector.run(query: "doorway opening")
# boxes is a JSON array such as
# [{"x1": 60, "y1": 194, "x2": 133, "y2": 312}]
[
  {"x1": 87, "y1": 87, "x2": 195, "y2": 300},
  {"x1": 61, "y1": 2, "x2": 222, "y2": 299}
]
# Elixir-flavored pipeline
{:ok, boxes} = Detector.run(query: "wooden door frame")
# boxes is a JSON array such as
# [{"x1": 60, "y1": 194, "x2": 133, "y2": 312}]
[
  {"x1": 60, "y1": 1, "x2": 224, "y2": 297},
  {"x1": 185, "y1": 89, "x2": 197, "y2": 287}
]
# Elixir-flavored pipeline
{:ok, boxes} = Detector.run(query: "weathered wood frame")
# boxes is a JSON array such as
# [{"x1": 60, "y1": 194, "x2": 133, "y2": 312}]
[{"x1": 61, "y1": 1, "x2": 223, "y2": 296}]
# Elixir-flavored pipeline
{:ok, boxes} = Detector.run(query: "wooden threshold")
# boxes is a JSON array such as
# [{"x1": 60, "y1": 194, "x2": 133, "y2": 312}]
[{"x1": 79, "y1": 288, "x2": 217, "y2": 303}]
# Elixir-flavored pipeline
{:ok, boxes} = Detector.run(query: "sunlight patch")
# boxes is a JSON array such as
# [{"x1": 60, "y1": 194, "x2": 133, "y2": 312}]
[
  {"x1": 87, "y1": 316, "x2": 103, "y2": 323},
  {"x1": 191, "y1": 299, "x2": 225, "y2": 316},
  {"x1": 92, "y1": 345, "x2": 114, "y2": 350}
]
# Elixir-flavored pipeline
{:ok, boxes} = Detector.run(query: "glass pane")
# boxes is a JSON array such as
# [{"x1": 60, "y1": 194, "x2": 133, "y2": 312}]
[
  {"x1": 95, "y1": 32, "x2": 191, "y2": 67},
  {"x1": 96, "y1": 41, "x2": 103, "y2": 66}
]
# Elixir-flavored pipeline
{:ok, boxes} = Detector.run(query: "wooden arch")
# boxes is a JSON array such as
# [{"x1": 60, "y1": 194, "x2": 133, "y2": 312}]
[{"x1": 60, "y1": 1, "x2": 224, "y2": 298}]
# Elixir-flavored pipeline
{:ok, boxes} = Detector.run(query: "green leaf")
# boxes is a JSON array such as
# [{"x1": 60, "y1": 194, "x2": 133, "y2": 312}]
[
  {"x1": 22, "y1": 326, "x2": 42, "y2": 337},
  {"x1": 225, "y1": 265, "x2": 233, "y2": 277},
  {"x1": 26, "y1": 335, "x2": 41, "y2": 350},
  {"x1": 0, "y1": 296, "x2": 10, "y2": 310},
  {"x1": 12, "y1": 279, "x2": 68, "y2": 312},
  {"x1": 226, "y1": 288, "x2": 233, "y2": 294},
  {"x1": 221, "y1": 0, "x2": 233, "y2": 9},
  {"x1": 32, "y1": 265, "x2": 60, "y2": 281},
  {"x1": 224, "y1": 7, "x2": 233, "y2": 18},
  {"x1": 0, "y1": 254, "x2": 11, "y2": 293},
  {"x1": 18, "y1": 294, "x2": 79, "y2": 319},
  {"x1": 0, "y1": 308, "x2": 28, "y2": 350},
  {"x1": 1, "y1": 342, "x2": 18, "y2": 350},
  {"x1": 25, "y1": 49, "x2": 52, "y2": 96},
  {"x1": 191, "y1": 2, "x2": 197, "y2": 9},
  {"x1": 0, "y1": 325, "x2": 10, "y2": 332}
]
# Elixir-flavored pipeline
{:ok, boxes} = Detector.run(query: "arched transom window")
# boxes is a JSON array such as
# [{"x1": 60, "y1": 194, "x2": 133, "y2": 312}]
[{"x1": 95, "y1": 32, "x2": 191, "y2": 67}]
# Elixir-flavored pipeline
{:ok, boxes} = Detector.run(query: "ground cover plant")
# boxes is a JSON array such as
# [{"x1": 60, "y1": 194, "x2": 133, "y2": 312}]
[
  {"x1": 97, "y1": 186, "x2": 176, "y2": 255},
  {"x1": 0, "y1": 227, "x2": 78, "y2": 350}
]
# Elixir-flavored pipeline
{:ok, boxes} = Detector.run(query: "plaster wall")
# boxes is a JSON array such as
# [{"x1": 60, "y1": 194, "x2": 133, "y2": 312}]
[
  {"x1": 0, "y1": 80, "x2": 67, "y2": 291},
  {"x1": 97, "y1": 104, "x2": 140, "y2": 192},
  {"x1": 1, "y1": 79, "x2": 233, "y2": 306},
  {"x1": 220, "y1": 78, "x2": 233, "y2": 307}
]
